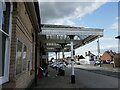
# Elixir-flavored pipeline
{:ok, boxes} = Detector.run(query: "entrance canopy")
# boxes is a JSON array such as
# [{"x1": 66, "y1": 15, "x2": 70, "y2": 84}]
[{"x1": 39, "y1": 24, "x2": 104, "y2": 52}]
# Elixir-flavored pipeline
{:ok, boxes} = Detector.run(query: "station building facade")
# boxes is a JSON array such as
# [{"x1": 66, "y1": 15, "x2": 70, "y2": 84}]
[{"x1": 0, "y1": 2, "x2": 41, "y2": 88}]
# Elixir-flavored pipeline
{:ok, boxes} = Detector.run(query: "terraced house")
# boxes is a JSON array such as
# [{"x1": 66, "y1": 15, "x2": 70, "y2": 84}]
[{"x1": 0, "y1": 2, "x2": 41, "y2": 88}]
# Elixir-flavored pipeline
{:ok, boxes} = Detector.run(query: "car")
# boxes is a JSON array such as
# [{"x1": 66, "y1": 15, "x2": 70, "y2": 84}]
[
  {"x1": 94, "y1": 60, "x2": 101, "y2": 65},
  {"x1": 50, "y1": 62, "x2": 67, "y2": 69},
  {"x1": 57, "y1": 62, "x2": 67, "y2": 68},
  {"x1": 106, "y1": 60, "x2": 111, "y2": 64},
  {"x1": 65, "y1": 62, "x2": 69, "y2": 65},
  {"x1": 110, "y1": 61, "x2": 114, "y2": 64},
  {"x1": 76, "y1": 61, "x2": 80, "y2": 65},
  {"x1": 101, "y1": 60, "x2": 111, "y2": 64},
  {"x1": 50, "y1": 62, "x2": 57, "y2": 68},
  {"x1": 110, "y1": 61, "x2": 115, "y2": 67},
  {"x1": 101, "y1": 60, "x2": 107, "y2": 64}
]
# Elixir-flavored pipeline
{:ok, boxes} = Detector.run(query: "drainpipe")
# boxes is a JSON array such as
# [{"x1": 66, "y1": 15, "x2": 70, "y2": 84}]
[{"x1": 35, "y1": 30, "x2": 38, "y2": 86}]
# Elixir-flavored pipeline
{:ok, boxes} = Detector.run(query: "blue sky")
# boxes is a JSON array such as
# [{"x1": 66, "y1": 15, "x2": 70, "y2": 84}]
[
  {"x1": 40, "y1": 1, "x2": 119, "y2": 59},
  {"x1": 74, "y1": 2, "x2": 118, "y2": 56}
]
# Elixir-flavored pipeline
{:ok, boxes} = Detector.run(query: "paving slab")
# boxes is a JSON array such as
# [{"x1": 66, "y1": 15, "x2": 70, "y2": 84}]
[{"x1": 31, "y1": 67, "x2": 84, "y2": 88}]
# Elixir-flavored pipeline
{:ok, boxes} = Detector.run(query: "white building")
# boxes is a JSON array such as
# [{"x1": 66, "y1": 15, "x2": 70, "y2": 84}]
[{"x1": 79, "y1": 51, "x2": 98, "y2": 64}]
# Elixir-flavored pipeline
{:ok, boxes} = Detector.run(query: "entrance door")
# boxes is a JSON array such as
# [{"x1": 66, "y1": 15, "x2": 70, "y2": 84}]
[{"x1": 0, "y1": 2, "x2": 12, "y2": 85}]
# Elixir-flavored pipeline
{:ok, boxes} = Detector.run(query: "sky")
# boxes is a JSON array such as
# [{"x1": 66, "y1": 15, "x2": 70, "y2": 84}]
[{"x1": 39, "y1": 0, "x2": 119, "y2": 59}]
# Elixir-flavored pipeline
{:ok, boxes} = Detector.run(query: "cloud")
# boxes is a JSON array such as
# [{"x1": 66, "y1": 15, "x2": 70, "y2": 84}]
[
  {"x1": 75, "y1": 43, "x2": 118, "y2": 56},
  {"x1": 39, "y1": 1, "x2": 108, "y2": 25},
  {"x1": 39, "y1": 0, "x2": 118, "y2": 2},
  {"x1": 100, "y1": 45, "x2": 118, "y2": 50},
  {"x1": 110, "y1": 16, "x2": 120, "y2": 31},
  {"x1": 99, "y1": 37, "x2": 116, "y2": 41},
  {"x1": 115, "y1": 17, "x2": 120, "y2": 20},
  {"x1": 110, "y1": 22, "x2": 118, "y2": 30}
]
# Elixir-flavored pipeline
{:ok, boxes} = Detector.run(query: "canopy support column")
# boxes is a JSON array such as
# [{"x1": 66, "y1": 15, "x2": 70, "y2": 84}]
[
  {"x1": 55, "y1": 51, "x2": 57, "y2": 61},
  {"x1": 59, "y1": 43, "x2": 67, "y2": 76},
  {"x1": 97, "y1": 36, "x2": 101, "y2": 67},
  {"x1": 68, "y1": 35, "x2": 75, "y2": 84},
  {"x1": 55, "y1": 51, "x2": 58, "y2": 71},
  {"x1": 56, "y1": 48, "x2": 61, "y2": 72}
]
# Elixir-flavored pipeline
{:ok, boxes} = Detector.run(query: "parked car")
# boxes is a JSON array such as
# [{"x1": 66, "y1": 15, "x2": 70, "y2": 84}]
[
  {"x1": 94, "y1": 60, "x2": 100, "y2": 65},
  {"x1": 101, "y1": 60, "x2": 107, "y2": 64},
  {"x1": 110, "y1": 61, "x2": 115, "y2": 67},
  {"x1": 106, "y1": 60, "x2": 111, "y2": 64},
  {"x1": 76, "y1": 61, "x2": 80, "y2": 65},
  {"x1": 110, "y1": 61, "x2": 114, "y2": 64},
  {"x1": 50, "y1": 62, "x2": 67, "y2": 69},
  {"x1": 57, "y1": 62, "x2": 67, "y2": 68},
  {"x1": 65, "y1": 62, "x2": 69, "y2": 65},
  {"x1": 102, "y1": 60, "x2": 111, "y2": 64}
]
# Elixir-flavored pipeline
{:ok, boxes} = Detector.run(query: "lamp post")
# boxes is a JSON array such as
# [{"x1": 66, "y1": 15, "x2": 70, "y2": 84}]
[{"x1": 68, "y1": 35, "x2": 75, "y2": 84}]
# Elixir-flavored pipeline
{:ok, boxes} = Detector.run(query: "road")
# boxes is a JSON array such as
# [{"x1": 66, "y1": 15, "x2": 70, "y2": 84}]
[{"x1": 66, "y1": 65, "x2": 119, "y2": 88}]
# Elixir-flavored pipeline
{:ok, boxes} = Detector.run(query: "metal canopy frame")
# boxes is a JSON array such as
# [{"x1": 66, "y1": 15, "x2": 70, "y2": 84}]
[{"x1": 39, "y1": 24, "x2": 104, "y2": 52}]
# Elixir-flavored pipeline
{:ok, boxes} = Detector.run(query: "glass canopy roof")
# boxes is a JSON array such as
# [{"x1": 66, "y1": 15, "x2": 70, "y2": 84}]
[{"x1": 39, "y1": 24, "x2": 104, "y2": 52}]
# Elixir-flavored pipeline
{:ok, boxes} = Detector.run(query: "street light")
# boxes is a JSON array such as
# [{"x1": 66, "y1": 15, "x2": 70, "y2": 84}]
[{"x1": 68, "y1": 35, "x2": 75, "y2": 84}]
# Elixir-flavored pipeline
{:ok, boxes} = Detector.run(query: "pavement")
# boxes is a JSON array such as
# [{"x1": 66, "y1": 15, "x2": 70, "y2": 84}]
[
  {"x1": 74, "y1": 64, "x2": 120, "y2": 79},
  {"x1": 74, "y1": 64, "x2": 120, "y2": 72},
  {"x1": 31, "y1": 64, "x2": 120, "y2": 89},
  {"x1": 31, "y1": 66, "x2": 85, "y2": 88}
]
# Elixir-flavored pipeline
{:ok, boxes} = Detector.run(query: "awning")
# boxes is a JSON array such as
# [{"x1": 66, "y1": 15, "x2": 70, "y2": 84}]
[{"x1": 39, "y1": 24, "x2": 104, "y2": 52}]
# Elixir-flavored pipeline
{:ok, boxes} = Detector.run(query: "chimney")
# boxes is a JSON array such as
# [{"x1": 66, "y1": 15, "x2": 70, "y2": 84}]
[
  {"x1": 85, "y1": 52, "x2": 87, "y2": 56},
  {"x1": 110, "y1": 50, "x2": 113, "y2": 54},
  {"x1": 88, "y1": 51, "x2": 91, "y2": 54}
]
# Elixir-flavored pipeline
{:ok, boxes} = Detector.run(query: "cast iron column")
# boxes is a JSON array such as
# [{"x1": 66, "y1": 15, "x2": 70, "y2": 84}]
[
  {"x1": 59, "y1": 43, "x2": 67, "y2": 76},
  {"x1": 97, "y1": 36, "x2": 101, "y2": 67},
  {"x1": 68, "y1": 35, "x2": 75, "y2": 84},
  {"x1": 55, "y1": 51, "x2": 57, "y2": 61},
  {"x1": 56, "y1": 48, "x2": 61, "y2": 72},
  {"x1": 55, "y1": 51, "x2": 58, "y2": 71}
]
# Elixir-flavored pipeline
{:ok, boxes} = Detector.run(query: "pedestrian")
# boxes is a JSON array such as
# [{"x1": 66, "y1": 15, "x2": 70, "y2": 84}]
[{"x1": 42, "y1": 62, "x2": 48, "y2": 77}]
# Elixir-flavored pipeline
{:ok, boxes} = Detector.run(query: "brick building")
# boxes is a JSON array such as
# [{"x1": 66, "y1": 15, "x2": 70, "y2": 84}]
[
  {"x1": 100, "y1": 50, "x2": 116, "y2": 61},
  {"x1": 0, "y1": 2, "x2": 41, "y2": 88},
  {"x1": 115, "y1": 35, "x2": 120, "y2": 67},
  {"x1": 100, "y1": 50, "x2": 120, "y2": 67}
]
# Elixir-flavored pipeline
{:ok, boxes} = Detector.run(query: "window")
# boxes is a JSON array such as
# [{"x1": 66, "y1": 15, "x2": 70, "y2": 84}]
[
  {"x1": 16, "y1": 39, "x2": 27, "y2": 75},
  {"x1": 30, "y1": 45, "x2": 32, "y2": 70},
  {"x1": 16, "y1": 40, "x2": 23, "y2": 75},
  {"x1": 0, "y1": 3, "x2": 6, "y2": 77},
  {"x1": 22, "y1": 45, "x2": 27, "y2": 71},
  {"x1": 0, "y1": 2, "x2": 12, "y2": 85},
  {"x1": 28, "y1": 45, "x2": 32, "y2": 71}
]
